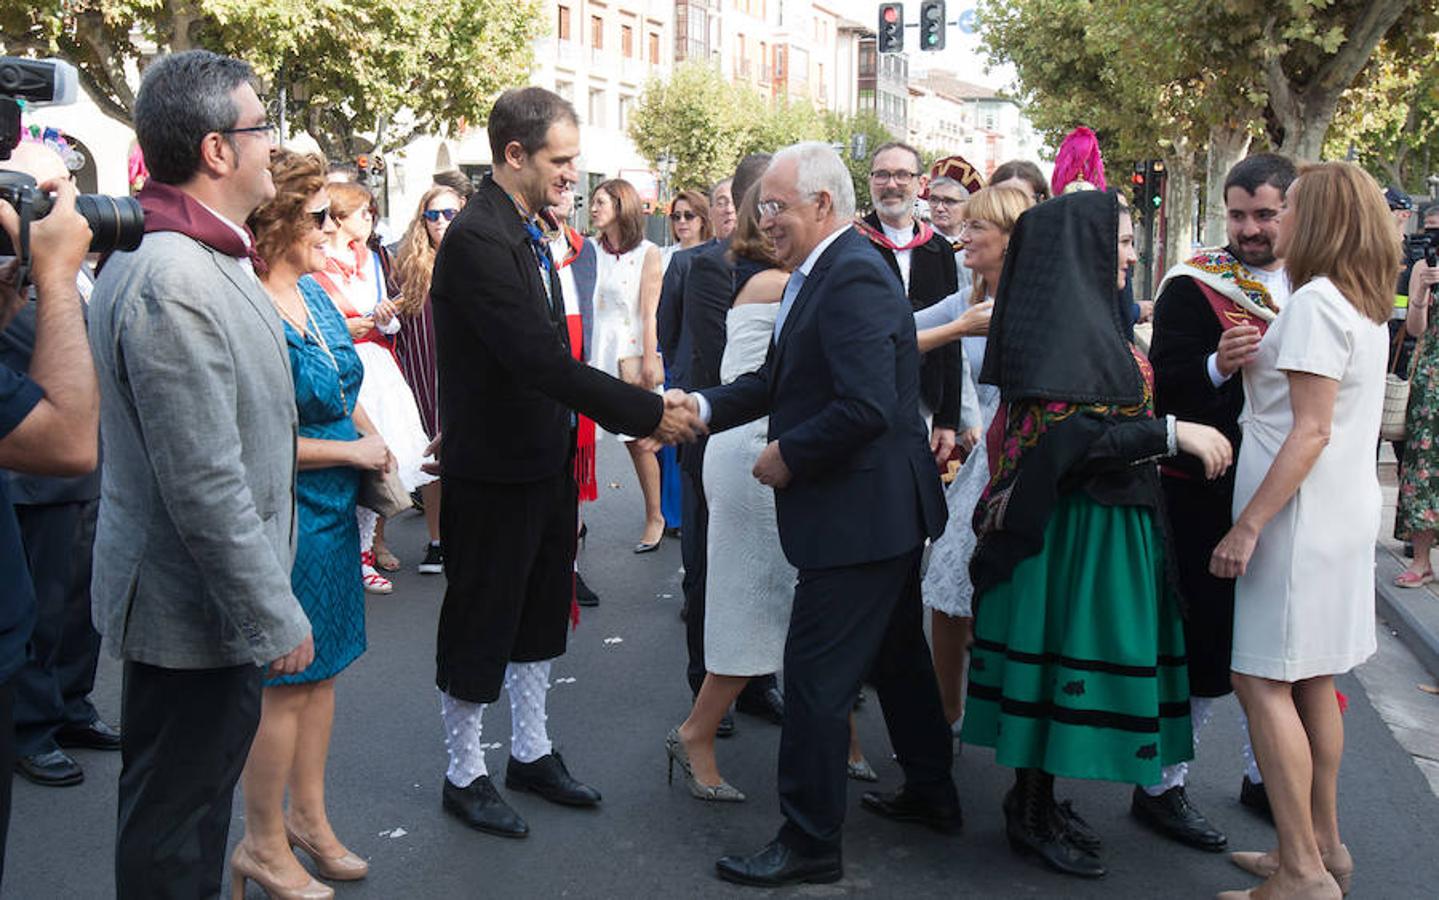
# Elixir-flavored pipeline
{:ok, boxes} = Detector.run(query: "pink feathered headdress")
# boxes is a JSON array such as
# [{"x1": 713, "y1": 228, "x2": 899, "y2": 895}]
[{"x1": 1051, "y1": 126, "x2": 1106, "y2": 196}]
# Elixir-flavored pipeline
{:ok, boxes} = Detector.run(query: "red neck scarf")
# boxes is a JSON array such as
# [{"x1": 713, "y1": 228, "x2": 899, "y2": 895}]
[
  {"x1": 853, "y1": 217, "x2": 934, "y2": 253},
  {"x1": 136, "y1": 181, "x2": 268, "y2": 274}
]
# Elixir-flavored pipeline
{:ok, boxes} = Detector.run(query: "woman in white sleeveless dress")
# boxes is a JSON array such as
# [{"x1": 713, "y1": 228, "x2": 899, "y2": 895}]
[
  {"x1": 315, "y1": 181, "x2": 436, "y2": 593},
  {"x1": 1209, "y1": 163, "x2": 1396, "y2": 900},
  {"x1": 910, "y1": 185, "x2": 1032, "y2": 730},
  {"x1": 663, "y1": 187, "x2": 879, "y2": 801},
  {"x1": 587, "y1": 180, "x2": 667, "y2": 551}
]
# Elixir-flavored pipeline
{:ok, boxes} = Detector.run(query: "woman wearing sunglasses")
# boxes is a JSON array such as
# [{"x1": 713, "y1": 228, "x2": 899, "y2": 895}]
[
  {"x1": 314, "y1": 181, "x2": 436, "y2": 593},
  {"x1": 231, "y1": 149, "x2": 393, "y2": 898},
  {"x1": 661, "y1": 189, "x2": 712, "y2": 272},
  {"x1": 393, "y1": 185, "x2": 464, "y2": 576}
]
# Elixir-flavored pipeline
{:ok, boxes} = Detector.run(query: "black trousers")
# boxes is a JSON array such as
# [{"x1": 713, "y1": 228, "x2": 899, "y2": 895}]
[
  {"x1": 13, "y1": 500, "x2": 102, "y2": 755},
  {"x1": 0, "y1": 679, "x2": 16, "y2": 890},
  {"x1": 1162, "y1": 476, "x2": 1238, "y2": 698},
  {"x1": 436, "y1": 473, "x2": 576, "y2": 704},
  {"x1": 680, "y1": 453, "x2": 777, "y2": 701},
  {"x1": 777, "y1": 548, "x2": 956, "y2": 856},
  {"x1": 116, "y1": 661, "x2": 261, "y2": 900}
]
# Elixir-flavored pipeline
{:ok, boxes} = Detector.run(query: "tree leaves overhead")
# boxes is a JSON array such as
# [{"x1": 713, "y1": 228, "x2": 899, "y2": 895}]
[
  {"x1": 0, "y1": 0, "x2": 542, "y2": 156},
  {"x1": 628, "y1": 61, "x2": 897, "y2": 207}
]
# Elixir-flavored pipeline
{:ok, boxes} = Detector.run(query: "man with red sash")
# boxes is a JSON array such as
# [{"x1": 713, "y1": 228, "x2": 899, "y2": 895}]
[
  {"x1": 1144, "y1": 152, "x2": 1296, "y2": 851},
  {"x1": 855, "y1": 141, "x2": 963, "y2": 464}
]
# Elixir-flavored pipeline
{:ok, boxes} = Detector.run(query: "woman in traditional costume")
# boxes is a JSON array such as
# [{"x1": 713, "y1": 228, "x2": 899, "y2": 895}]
[{"x1": 964, "y1": 190, "x2": 1232, "y2": 879}]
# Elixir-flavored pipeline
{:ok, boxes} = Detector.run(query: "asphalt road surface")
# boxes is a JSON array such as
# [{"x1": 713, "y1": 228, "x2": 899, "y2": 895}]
[{"x1": 9, "y1": 437, "x2": 1439, "y2": 898}]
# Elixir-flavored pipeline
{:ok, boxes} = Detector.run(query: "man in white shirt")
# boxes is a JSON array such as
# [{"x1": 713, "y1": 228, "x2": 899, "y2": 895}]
[{"x1": 1143, "y1": 152, "x2": 1298, "y2": 853}]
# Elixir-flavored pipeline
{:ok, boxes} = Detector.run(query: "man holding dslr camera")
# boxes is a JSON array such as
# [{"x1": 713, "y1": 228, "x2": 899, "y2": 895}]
[{"x1": 0, "y1": 131, "x2": 97, "y2": 888}]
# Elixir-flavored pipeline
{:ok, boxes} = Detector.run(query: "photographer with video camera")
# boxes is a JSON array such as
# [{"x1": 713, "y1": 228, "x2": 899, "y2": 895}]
[
  {"x1": 1393, "y1": 203, "x2": 1439, "y2": 587},
  {"x1": 0, "y1": 127, "x2": 97, "y2": 890}
]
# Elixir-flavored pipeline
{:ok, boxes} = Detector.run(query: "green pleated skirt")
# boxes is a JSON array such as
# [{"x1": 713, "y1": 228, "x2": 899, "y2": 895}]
[{"x1": 962, "y1": 492, "x2": 1192, "y2": 786}]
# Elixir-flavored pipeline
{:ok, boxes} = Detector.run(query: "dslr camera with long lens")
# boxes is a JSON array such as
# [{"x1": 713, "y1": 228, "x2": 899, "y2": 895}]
[{"x1": 0, "y1": 57, "x2": 145, "y2": 275}]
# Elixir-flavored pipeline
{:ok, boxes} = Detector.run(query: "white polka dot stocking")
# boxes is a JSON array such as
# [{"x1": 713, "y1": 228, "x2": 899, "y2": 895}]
[
  {"x1": 505, "y1": 661, "x2": 553, "y2": 764},
  {"x1": 439, "y1": 690, "x2": 488, "y2": 788}
]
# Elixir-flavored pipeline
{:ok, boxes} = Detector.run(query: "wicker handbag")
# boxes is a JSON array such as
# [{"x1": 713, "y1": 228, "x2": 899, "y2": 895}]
[{"x1": 1381, "y1": 326, "x2": 1419, "y2": 442}]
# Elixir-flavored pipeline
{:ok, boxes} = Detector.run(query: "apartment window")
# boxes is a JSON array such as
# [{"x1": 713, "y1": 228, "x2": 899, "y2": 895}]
[
  {"x1": 555, "y1": 80, "x2": 574, "y2": 102},
  {"x1": 649, "y1": 31, "x2": 660, "y2": 63},
  {"x1": 591, "y1": 15, "x2": 604, "y2": 49},
  {"x1": 622, "y1": 24, "x2": 634, "y2": 57},
  {"x1": 557, "y1": 5, "x2": 571, "y2": 40},
  {"x1": 589, "y1": 88, "x2": 606, "y2": 128},
  {"x1": 858, "y1": 43, "x2": 876, "y2": 78},
  {"x1": 858, "y1": 87, "x2": 876, "y2": 114},
  {"x1": 619, "y1": 94, "x2": 634, "y2": 130}
]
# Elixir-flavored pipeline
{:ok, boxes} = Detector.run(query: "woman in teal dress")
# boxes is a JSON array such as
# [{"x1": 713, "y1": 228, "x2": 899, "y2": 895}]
[
  {"x1": 230, "y1": 150, "x2": 395, "y2": 898},
  {"x1": 964, "y1": 190, "x2": 1233, "y2": 879}
]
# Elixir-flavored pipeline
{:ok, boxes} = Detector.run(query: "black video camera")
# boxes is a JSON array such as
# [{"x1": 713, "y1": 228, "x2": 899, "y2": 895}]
[
  {"x1": 0, "y1": 57, "x2": 144, "y2": 273},
  {"x1": 1404, "y1": 228, "x2": 1439, "y2": 269}
]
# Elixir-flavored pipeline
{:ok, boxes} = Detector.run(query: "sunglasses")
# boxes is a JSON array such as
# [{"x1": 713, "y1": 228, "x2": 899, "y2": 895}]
[
  {"x1": 307, "y1": 206, "x2": 332, "y2": 229},
  {"x1": 669, "y1": 210, "x2": 698, "y2": 222},
  {"x1": 423, "y1": 208, "x2": 459, "y2": 223}
]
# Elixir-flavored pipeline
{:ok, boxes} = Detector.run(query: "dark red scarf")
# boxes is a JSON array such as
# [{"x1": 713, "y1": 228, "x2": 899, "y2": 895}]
[
  {"x1": 853, "y1": 217, "x2": 934, "y2": 252},
  {"x1": 136, "y1": 181, "x2": 268, "y2": 274}
]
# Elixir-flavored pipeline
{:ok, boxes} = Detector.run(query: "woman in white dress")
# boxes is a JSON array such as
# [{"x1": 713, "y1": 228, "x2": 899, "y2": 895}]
[
  {"x1": 314, "y1": 181, "x2": 436, "y2": 593},
  {"x1": 1210, "y1": 163, "x2": 1399, "y2": 900},
  {"x1": 664, "y1": 186, "x2": 854, "y2": 799},
  {"x1": 911, "y1": 185, "x2": 1032, "y2": 730},
  {"x1": 587, "y1": 179, "x2": 667, "y2": 551}
]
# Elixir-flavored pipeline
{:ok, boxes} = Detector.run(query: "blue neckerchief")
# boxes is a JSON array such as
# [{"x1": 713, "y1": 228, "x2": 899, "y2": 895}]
[{"x1": 522, "y1": 219, "x2": 553, "y2": 272}]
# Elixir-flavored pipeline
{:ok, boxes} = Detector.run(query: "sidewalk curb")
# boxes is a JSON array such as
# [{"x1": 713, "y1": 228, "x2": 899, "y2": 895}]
[{"x1": 1375, "y1": 547, "x2": 1439, "y2": 679}]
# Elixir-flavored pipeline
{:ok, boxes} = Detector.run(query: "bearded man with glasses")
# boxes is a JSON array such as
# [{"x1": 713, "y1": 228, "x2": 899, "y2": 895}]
[{"x1": 854, "y1": 142, "x2": 964, "y2": 469}]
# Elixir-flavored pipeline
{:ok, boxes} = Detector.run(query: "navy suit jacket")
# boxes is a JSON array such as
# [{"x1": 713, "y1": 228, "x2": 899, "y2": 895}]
[{"x1": 702, "y1": 227, "x2": 947, "y2": 570}]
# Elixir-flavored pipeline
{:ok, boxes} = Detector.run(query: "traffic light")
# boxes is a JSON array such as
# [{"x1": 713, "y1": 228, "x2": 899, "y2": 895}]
[
  {"x1": 1147, "y1": 159, "x2": 1166, "y2": 209},
  {"x1": 1132, "y1": 160, "x2": 1145, "y2": 188},
  {"x1": 878, "y1": 3, "x2": 904, "y2": 54},
  {"x1": 920, "y1": 1, "x2": 946, "y2": 52}
]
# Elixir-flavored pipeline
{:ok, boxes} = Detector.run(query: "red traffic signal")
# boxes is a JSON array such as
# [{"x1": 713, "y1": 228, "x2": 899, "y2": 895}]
[{"x1": 878, "y1": 3, "x2": 904, "y2": 53}]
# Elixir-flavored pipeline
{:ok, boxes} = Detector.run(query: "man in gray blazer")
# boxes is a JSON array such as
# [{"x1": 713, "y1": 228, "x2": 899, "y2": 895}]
[{"x1": 88, "y1": 51, "x2": 312, "y2": 898}]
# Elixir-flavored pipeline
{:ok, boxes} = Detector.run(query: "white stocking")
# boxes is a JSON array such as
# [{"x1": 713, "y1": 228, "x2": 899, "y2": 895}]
[
  {"x1": 1143, "y1": 696, "x2": 1217, "y2": 796},
  {"x1": 357, "y1": 507, "x2": 378, "y2": 554},
  {"x1": 439, "y1": 690, "x2": 488, "y2": 787},
  {"x1": 505, "y1": 661, "x2": 553, "y2": 764}
]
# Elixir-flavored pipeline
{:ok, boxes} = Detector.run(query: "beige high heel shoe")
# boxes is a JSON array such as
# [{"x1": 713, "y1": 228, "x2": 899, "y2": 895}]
[
  {"x1": 286, "y1": 824, "x2": 370, "y2": 881},
  {"x1": 229, "y1": 842, "x2": 334, "y2": 900},
  {"x1": 1230, "y1": 845, "x2": 1353, "y2": 895}
]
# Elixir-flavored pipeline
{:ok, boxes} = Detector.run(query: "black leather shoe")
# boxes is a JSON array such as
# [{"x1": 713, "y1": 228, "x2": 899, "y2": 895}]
[
  {"x1": 1130, "y1": 786, "x2": 1228, "y2": 851},
  {"x1": 861, "y1": 787, "x2": 963, "y2": 835},
  {"x1": 1239, "y1": 776, "x2": 1272, "y2": 821},
  {"x1": 15, "y1": 748, "x2": 84, "y2": 787},
  {"x1": 505, "y1": 752, "x2": 601, "y2": 807},
  {"x1": 55, "y1": 718, "x2": 122, "y2": 751},
  {"x1": 715, "y1": 840, "x2": 842, "y2": 887},
  {"x1": 575, "y1": 573, "x2": 600, "y2": 607},
  {"x1": 1004, "y1": 783, "x2": 1106, "y2": 878},
  {"x1": 735, "y1": 686, "x2": 784, "y2": 725},
  {"x1": 1053, "y1": 799, "x2": 1102, "y2": 854},
  {"x1": 442, "y1": 775, "x2": 528, "y2": 837}
]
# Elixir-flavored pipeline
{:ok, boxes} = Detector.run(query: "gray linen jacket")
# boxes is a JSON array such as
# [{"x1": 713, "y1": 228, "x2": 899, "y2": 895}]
[{"x1": 88, "y1": 231, "x2": 310, "y2": 669}]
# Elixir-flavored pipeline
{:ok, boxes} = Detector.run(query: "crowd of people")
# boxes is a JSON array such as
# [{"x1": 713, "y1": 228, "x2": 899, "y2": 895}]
[{"x1": 0, "y1": 47, "x2": 1423, "y2": 900}]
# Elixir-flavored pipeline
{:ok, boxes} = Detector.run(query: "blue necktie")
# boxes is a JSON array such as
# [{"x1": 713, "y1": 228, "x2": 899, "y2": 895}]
[{"x1": 772, "y1": 269, "x2": 806, "y2": 341}]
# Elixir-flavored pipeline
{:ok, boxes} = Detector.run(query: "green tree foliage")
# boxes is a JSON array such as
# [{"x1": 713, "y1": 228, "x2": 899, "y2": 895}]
[
  {"x1": 629, "y1": 62, "x2": 893, "y2": 208},
  {"x1": 1326, "y1": 31, "x2": 1439, "y2": 193},
  {"x1": 0, "y1": 0, "x2": 541, "y2": 157}
]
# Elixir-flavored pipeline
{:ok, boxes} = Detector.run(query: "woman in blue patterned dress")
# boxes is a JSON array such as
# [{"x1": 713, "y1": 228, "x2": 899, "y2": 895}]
[{"x1": 229, "y1": 150, "x2": 394, "y2": 898}]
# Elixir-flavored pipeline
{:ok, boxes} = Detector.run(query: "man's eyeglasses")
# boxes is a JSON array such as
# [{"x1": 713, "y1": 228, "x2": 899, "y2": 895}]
[
  {"x1": 928, "y1": 196, "x2": 965, "y2": 208},
  {"x1": 870, "y1": 169, "x2": 918, "y2": 185},
  {"x1": 221, "y1": 122, "x2": 278, "y2": 142},
  {"x1": 307, "y1": 206, "x2": 332, "y2": 229},
  {"x1": 669, "y1": 210, "x2": 698, "y2": 222},
  {"x1": 757, "y1": 192, "x2": 819, "y2": 219},
  {"x1": 423, "y1": 208, "x2": 460, "y2": 223}
]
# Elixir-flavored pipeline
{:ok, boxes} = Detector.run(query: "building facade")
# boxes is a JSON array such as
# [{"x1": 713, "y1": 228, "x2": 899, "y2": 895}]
[{"x1": 906, "y1": 70, "x2": 1042, "y2": 176}]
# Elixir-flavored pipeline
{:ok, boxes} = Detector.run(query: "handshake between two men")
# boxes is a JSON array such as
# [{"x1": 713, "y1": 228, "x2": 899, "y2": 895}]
[{"x1": 642, "y1": 389, "x2": 793, "y2": 490}]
